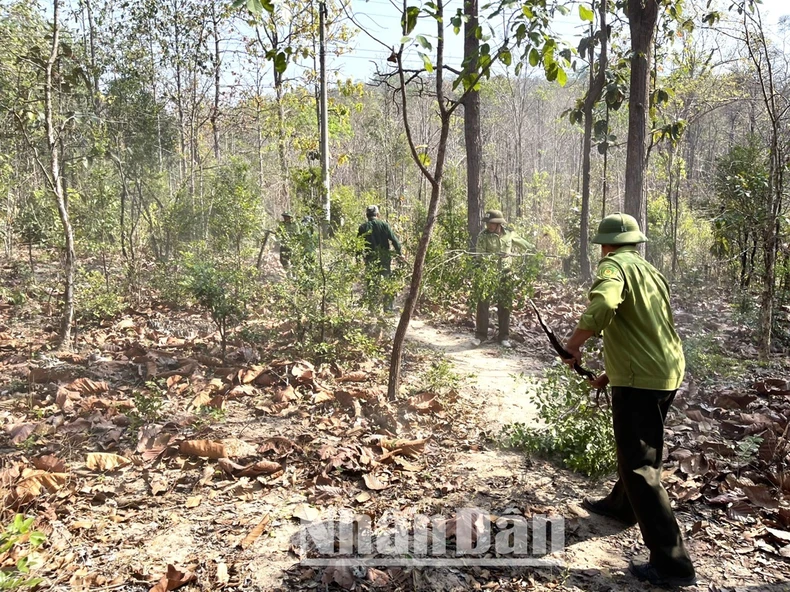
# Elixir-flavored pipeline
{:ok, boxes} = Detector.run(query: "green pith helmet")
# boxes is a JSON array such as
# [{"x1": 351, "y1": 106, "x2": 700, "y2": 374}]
[
  {"x1": 483, "y1": 209, "x2": 506, "y2": 224},
  {"x1": 281, "y1": 211, "x2": 294, "y2": 220},
  {"x1": 591, "y1": 212, "x2": 648, "y2": 245}
]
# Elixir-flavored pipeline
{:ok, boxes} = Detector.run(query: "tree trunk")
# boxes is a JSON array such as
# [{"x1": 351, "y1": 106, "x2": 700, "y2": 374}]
[
  {"x1": 388, "y1": 119, "x2": 451, "y2": 401},
  {"x1": 45, "y1": 0, "x2": 75, "y2": 350},
  {"x1": 388, "y1": 0, "x2": 456, "y2": 400},
  {"x1": 624, "y1": 0, "x2": 658, "y2": 235},
  {"x1": 274, "y1": 71, "x2": 289, "y2": 205},
  {"x1": 463, "y1": 0, "x2": 482, "y2": 249},
  {"x1": 210, "y1": 2, "x2": 222, "y2": 161},
  {"x1": 580, "y1": 1, "x2": 607, "y2": 282}
]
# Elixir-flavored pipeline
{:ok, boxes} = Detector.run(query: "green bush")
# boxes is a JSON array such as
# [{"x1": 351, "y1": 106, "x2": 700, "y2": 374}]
[
  {"x1": 180, "y1": 251, "x2": 253, "y2": 358},
  {"x1": 502, "y1": 364, "x2": 616, "y2": 478},
  {"x1": 418, "y1": 203, "x2": 544, "y2": 315},
  {"x1": 0, "y1": 514, "x2": 45, "y2": 590},
  {"x1": 75, "y1": 269, "x2": 125, "y2": 324},
  {"x1": 267, "y1": 224, "x2": 380, "y2": 362}
]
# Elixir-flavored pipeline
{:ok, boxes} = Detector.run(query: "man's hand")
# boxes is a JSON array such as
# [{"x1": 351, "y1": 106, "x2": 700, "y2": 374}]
[
  {"x1": 563, "y1": 346, "x2": 582, "y2": 368},
  {"x1": 590, "y1": 373, "x2": 609, "y2": 389}
]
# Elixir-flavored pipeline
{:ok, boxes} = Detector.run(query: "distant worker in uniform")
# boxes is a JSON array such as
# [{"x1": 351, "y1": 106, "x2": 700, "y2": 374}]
[
  {"x1": 277, "y1": 212, "x2": 299, "y2": 269},
  {"x1": 357, "y1": 205, "x2": 403, "y2": 312},
  {"x1": 562, "y1": 212, "x2": 696, "y2": 588},
  {"x1": 472, "y1": 210, "x2": 529, "y2": 348},
  {"x1": 300, "y1": 215, "x2": 318, "y2": 265}
]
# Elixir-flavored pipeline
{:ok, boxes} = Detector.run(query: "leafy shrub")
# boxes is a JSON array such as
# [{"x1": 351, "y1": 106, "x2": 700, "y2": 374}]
[
  {"x1": 267, "y1": 224, "x2": 380, "y2": 362},
  {"x1": 129, "y1": 381, "x2": 166, "y2": 429},
  {"x1": 180, "y1": 252, "x2": 253, "y2": 358},
  {"x1": 0, "y1": 514, "x2": 45, "y2": 590},
  {"x1": 415, "y1": 356, "x2": 462, "y2": 394},
  {"x1": 501, "y1": 364, "x2": 616, "y2": 478},
  {"x1": 418, "y1": 204, "x2": 544, "y2": 316},
  {"x1": 75, "y1": 269, "x2": 124, "y2": 324}
]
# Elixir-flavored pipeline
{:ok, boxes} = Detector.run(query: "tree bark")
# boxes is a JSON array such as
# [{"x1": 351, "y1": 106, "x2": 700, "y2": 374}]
[
  {"x1": 210, "y1": 2, "x2": 222, "y2": 161},
  {"x1": 44, "y1": 0, "x2": 76, "y2": 350},
  {"x1": 624, "y1": 0, "x2": 658, "y2": 236},
  {"x1": 743, "y1": 5, "x2": 783, "y2": 357},
  {"x1": 388, "y1": 0, "x2": 452, "y2": 401},
  {"x1": 463, "y1": 0, "x2": 482, "y2": 250}
]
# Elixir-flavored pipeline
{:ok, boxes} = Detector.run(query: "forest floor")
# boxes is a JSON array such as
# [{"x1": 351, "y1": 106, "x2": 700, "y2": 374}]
[{"x1": 1, "y1": 255, "x2": 790, "y2": 591}]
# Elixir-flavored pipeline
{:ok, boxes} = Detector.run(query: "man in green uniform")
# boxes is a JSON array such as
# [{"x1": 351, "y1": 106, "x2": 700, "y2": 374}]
[
  {"x1": 472, "y1": 210, "x2": 530, "y2": 348},
  {"x1": 277, "y1": 212, "x2": 299, "y2": 269},
  {"x1": 357, "y1": 205, "x2": 403, "y2": 312},
  {"x1": 563, "y1": 212, "x2": 696, "y2": 587}
]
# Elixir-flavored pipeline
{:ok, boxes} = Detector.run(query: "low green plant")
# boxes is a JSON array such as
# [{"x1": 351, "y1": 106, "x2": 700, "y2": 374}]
[
  {"x1": 501, "y1": 364, "x2": 616, "y2": 478},
  {"x1": 683, "y1": 333, "x2": 746, "y2": 384},
  {"x1": 416, "y1": 356, "x2": 462, "y2": 394},
  {"x1": 75, "y1": 269, "x2": 124, "y2": 324},
  {"x1": 129, "y1": 382, "x2": 165, "y2": 428},
  {"x1": 267, "y1": 223, "x2": 379, "y2": 362},
  {"x1": 180, "y1": 252, "x2": 253, "y2": 358},
  {"x1": 0, "y1": 514, "x2": 46, "y2": 590},
  {"x1": 736, "y1": 435, "x2": 763, "y2": 466}
]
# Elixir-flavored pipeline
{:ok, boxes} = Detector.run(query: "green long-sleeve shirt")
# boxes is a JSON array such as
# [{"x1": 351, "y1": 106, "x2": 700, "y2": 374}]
[
  {"x1": 577, "y1": 246, "x2": 685, "y2": 391},
  {"x1": 475, "y1": 228, "x2": 530, "y2": 269},
  {"x1": 358, "y1": 218, "x2": 401, "y2": 269}
]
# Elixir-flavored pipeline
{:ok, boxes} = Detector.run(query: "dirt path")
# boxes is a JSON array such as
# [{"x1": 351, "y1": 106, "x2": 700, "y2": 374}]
[
  {"x1": 399, "y1": 319, "x2": 786, "y2": 591},
  {"x1": 404, "y1": 320, "x2": 635, "y2": 591},
  {"x1": 405, "y1": 320, "x2": 540, "y2": 428}
]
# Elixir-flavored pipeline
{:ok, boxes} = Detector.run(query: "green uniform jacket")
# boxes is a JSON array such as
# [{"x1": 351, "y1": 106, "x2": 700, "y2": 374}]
[
  {"x1": 278, "y1": 220, "x2": 299, "y2": 244},
  {"x1": 358, "y1": 218, "x2": 401, "y2": 268},
  {"x1": 577, "y1": 246, "x2": 685, "y2": 391},
  {"x1": 475, "y1": 228, "x2": 530, "y2": 269}
]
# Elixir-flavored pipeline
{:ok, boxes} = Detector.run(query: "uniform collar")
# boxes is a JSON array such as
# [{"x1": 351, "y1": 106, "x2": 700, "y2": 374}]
[{"x1": 602, "y1": 245, "x2": 639, "y2": 260}]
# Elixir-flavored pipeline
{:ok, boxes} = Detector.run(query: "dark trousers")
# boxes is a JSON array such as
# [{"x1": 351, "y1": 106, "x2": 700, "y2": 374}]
[
  {"x1": 475, "y1": 299, "x2": 510, "y2": 340},
  {"x1": 474, "y1": 272, "x2": 513, "y2": 340},
  {"x1": 600, "y1": 387, "x2": 695, "y2": 578},
  {"x1": 364, "y1": 259, "x2": 393, "y2": 312}
]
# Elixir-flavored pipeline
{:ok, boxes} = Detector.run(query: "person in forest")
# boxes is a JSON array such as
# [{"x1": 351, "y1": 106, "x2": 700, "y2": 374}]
[
  {"x1": 471, "y1": 210, "x2": 529, "y2": 348},
  {"x1": 562, "y1": 212, "x2": 696, "y2": 587},
  {"x1": 277, "y1": 212, "x2": 299, "y2": 269},
  {"x1": 357, "y1": 205, "x2": 403, "y2": 312},
  {"x1": 300, "y1": 215, "x2": 318, "y2": 264}
]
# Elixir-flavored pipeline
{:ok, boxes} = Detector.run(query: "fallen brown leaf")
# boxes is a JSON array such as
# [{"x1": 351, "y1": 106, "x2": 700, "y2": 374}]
[
  {"x1": 292, "y1": 503, "x2": 320, "y2": 522},
  {"x1": 66, "y1": 377, "x2": 109, "y2": 395},
  {"x1": 322, "y1": 565, "x2": 354, "y2": 590},
  {"x1": 216, "y1": 561, "x2": 230, "y2": 585},
  {"x1": 407, "y1": 392, "x2": 443, "y2": 413},
  {"x1": 185, "y1": 496, "x2": 202, "y2": 508},
  {"x1": 7, "y1": 423, "x2": 38, "y2": 445},
  {"x1": 86, "y1": 453, "x2": 131, "y2": 471},
  {"x1": 15, "y1": 470, "x2": 68, "y2": 500},
  {"x1": 149, "y1": 564, "x2": 196, "y2": 592},
  {"x1": 380, "y1": 437, "x2": 427, "y2": 458},
  {"x1": 239, "y1": 513, "x2": 271, "y2": 549},
  {"x1": 32, "y1": 455, "x2": 66, "y2": 473},
  {"x1": 179, "y1": 440, "x2": 227, "y2": 459},
  {"x1": 337, "y1": 371, "x2": 367, "y2": 383},
  {"x1": 363, "y1": 473, "x2": 389, "y2": 491},
  {"x1": 218, "y1": 457, "x2": 281, "y2": 477}
]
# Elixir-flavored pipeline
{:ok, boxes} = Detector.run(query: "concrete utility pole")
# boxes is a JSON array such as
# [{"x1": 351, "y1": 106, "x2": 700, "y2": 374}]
[{"x1": 319, "y1": 0, "x2": 330, "y2": 226}]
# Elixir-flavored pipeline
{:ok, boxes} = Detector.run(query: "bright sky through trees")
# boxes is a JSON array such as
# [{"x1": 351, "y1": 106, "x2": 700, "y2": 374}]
[{"x1": 331, "y1": 0, "x2": 790, "y2": 81}]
